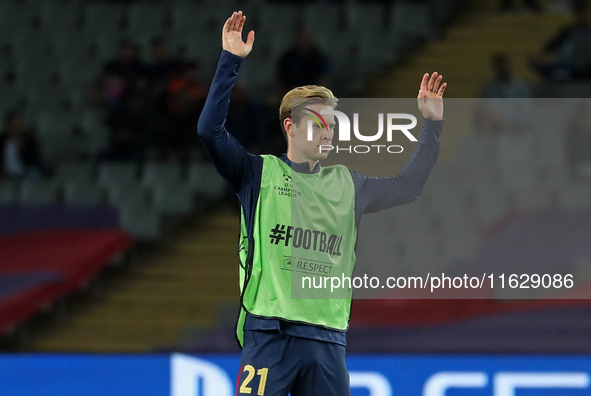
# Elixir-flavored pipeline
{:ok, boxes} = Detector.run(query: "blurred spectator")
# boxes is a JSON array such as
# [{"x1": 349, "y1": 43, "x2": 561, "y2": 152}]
[
  {"x1": 225, "y1": 83, "x2": 265, "y2": 154},
  {"x1": 163, "y1": 61, "x2": 207, "y2": 162},
  {"x1": 474, "y1": 52, "x2": 532, "y2": 134},
  {"x1": 529, "y1": 0, "x2": 591, "y2": 81},
  {"x1": 566, "y1": 101, "x2": 591, "y2": 180},
  {"x1": 0, "y1": 111, "x2": 46, "y2": 180},
  {"x1": 276, "y1": 27, "x2": 331, "y2": 91},
  {"x1": 146, "y1": 37, "x2": 182, "y2": 93},
  {"x1": 103, "y1": 39, "x2": 147, "y2": 85},
  {"x1": 98, "y1": 91, "x2": 159, "y2": 163},
  {"x1": 86, "y1": 39, "x2": 146, "y2": 111}
]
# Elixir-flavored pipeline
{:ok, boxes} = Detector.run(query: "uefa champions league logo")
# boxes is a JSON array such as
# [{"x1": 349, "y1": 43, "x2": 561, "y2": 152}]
[{"x1": 283, "y1": 172, "x2": 292, "y2": 185}]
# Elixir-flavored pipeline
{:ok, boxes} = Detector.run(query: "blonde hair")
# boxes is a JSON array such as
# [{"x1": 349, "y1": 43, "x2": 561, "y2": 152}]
[{"x1": 278, "y1": 85, "x2": 338, "y2": 141}]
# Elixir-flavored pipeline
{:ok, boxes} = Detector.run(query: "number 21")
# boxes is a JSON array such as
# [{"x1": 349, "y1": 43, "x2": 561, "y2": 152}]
[{"x1": 239, "y1": 365, "x2": 268, "y2": 395}]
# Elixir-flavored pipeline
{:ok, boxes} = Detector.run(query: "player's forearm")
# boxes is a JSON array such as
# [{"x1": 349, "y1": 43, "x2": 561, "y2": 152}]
[
  {"x1": 196, "y1": 50, "x2": 255, "y2": 192},
  {"x1": 397, "y1": 118, "x2": 443, "y2": 198},
  {"x1": 197, "y1": 50, "x2": 243, "y2": 144}
]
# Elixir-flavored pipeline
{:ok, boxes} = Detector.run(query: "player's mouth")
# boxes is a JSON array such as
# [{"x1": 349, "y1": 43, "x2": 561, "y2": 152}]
[{"x1": 318, "y1": 144, "x2": 333, "y2": 151}]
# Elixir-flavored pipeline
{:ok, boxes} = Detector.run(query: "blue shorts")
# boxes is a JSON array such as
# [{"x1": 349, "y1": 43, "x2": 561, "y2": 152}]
[{"x1": 236, "y1": 330, "x2": 350, "y2": 396}]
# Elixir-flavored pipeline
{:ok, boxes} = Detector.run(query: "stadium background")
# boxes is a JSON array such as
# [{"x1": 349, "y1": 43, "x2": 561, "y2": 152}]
[{"x1": 1, "y1": 0, "x2": 591, "y2": 394}]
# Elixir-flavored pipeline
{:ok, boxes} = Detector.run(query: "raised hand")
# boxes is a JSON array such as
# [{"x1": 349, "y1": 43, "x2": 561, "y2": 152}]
[
  {"x1": 417, "y1": 72, "x2": 447, "y2": 120},
  {"x1": 222, "y1": 11, "x2": 255, "y2": 59}
]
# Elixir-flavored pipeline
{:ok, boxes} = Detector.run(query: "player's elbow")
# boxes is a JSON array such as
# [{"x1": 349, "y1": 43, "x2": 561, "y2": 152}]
[
  {"x1": 196, "y1": 116, "x2": 208, "y2": 138},
  {"x1": 197, "y1": 114, "x2": 216, "y2": 143},
  {"x1": 398, "y1": 176, "x2": 423, "y2": 204},
  {"x1": 405, "y1": 189, "x2": 422, "y2": 204}
]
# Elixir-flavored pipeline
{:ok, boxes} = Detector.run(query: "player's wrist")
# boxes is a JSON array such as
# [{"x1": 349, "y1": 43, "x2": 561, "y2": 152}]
[{"x1": 222, "y1": 49, "x2": 245, "y2": 61}]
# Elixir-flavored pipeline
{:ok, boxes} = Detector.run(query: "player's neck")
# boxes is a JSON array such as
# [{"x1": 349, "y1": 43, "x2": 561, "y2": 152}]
[{"x1": 286, "y1": 150, "x2": 318, "y2": 172}]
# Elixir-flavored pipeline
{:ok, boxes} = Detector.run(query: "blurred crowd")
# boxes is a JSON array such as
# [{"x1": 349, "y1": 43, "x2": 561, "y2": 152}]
[
  {"x1": 0, "y1": 27, "x2": 334, "y2": 180},
  {"x1": 85, "y1": 37, "x2": 208, "y2": 164},
  {"x1": 84, "y1": 30, "x2": 332, "y2": 166},
  {"x1": 2, "y1": 0, "x2": 591, "y2": 183}
]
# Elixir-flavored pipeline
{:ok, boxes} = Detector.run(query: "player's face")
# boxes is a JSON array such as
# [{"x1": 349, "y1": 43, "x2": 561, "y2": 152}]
[{"x1": 291, "y1": 104, "x2": 335, "y2": 161}]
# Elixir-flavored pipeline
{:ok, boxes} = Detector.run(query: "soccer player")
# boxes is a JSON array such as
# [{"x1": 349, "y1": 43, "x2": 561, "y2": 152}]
[{"x1": 197, "y1": 11, "x2": 446, "y2": 396}]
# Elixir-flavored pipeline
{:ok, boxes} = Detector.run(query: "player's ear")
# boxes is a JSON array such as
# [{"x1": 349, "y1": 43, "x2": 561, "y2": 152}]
[{"x1": 284, "y1": 118, "x2": 293, "y2": 137}]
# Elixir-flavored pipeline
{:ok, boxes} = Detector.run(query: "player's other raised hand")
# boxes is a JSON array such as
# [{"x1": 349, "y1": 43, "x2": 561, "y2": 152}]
[
  {"x1": 222, "y1": 11, "x2": 255, "y2": 59},
  {"x1": 417, "y1": 72, "x2": 447, "y2": 121}
]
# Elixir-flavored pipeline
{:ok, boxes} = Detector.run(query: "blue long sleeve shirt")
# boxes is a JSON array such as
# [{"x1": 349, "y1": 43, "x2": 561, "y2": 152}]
[{"x1": 198, "y1": 50, "x2": 444, "y2": 347}]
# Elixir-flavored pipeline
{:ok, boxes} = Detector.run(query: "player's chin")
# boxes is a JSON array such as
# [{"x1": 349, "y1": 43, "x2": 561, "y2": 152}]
[
  {"x1": 315, "y1": 145, "x2": 332, "y2": 158},
  {"x1": 315, "y1": 149, "x2": 330, "y2": 159}
]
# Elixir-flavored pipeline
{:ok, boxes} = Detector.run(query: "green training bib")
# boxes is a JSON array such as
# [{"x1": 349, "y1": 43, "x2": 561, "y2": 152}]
[{"x1": 236, "y1": 155, "x2": 357, "y2": 347}]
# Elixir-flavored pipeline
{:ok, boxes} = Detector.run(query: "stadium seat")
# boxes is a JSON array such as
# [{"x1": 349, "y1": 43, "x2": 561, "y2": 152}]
[
  {"x1": 36, "y1": 111, "x2": 80, "y2": 162},
  {"x1": 82, "y1": 4, "x2": 126, "y2": 35},
  {"x1": 94, "y1": 34, "x2": 122, "y2": 63},
  {"x1": 496, "y1": 135, "x2": 539, "y2": 188},
  {"x1": 54, "y1": 162, "x2": 95, "y2": 184},
  {"x1": 0, "y1": 2, "x2": 40, "y2": 34},
  {"x1": 390, "y1": 2, "x2": 434, "y2": 41},
  {"x1": 106, "y1": 183, "x2": 158, "y2": 238},
  {"x1": 37, "y1": 111, "x2": 77, "y2": 135},
  {"x1": 119, "y1": 206, "x2": 162, "y2": 241},
  {"x1": 52, "y1": 32, "x2": 85, "y2": 61},
  {"x1": 538, "y1": 162, "x2": 571, "y2": 187},
  {"x1": 187, "y1": 162, "x2": 226, "y2": 198},
  {"x1": 442, "y1": 227, "x2": 481, "y2": 263},
  {"x1": 403, "y1": 233, "x2": 441, "y2": 275},
  {"x1": 126, "y1": 3, "x2": 169, "y2": 37},
  {"x1": 302, "y1": 4, "x2": 344, "y2": 35},
  {"x1": 0, "y1": 181, "x2": 17, "y2": 205},
  {"x1": 497, "y1": 134, "x2": 537, "y2": 165},
  {"x1": 63, "y1": 182, "x2": 105, "y2": 206},
  {"x1": 237, "y1": 53, "x2": 275, "y2": 94},
  {"x1": 536, "y1": 132, "x2": 568, "y2": 169},
  {"x1": 258, "y1": 5, "x2": 300, "y2": 35},
  {"x1": 39, "y1": 1, "x2": 81, "y2": 34},
  {"x1": 142, "y1": 163, "x2": 183, "y2": 189},
  {"x1": 28, "y1": 85, "x2": 79, "y2": 114},
  {"x1": 170, "y1": 4, "x2": 209, "y2": 34},
  {"x1": 468, "y1": 184, "x2": 510, "y2": 228},
  {"x1": 456, "y1": 135, "x2": 497, "y2": 165},
  {"x1": 357, "y1": 31, "x2": 398, "y2": 73},
  {"x1": 499, "y1": 161, "x2": 540, "y2": 188},
  {"x1": 151, "y1": 182, "x2": 193, "y2": 215},
  {"x1": 78, "y1": 111, "x2": 109, "y2": 158},
  {"x1": 98, "y1": 163, "x2": 139, "y2": 188},
  {"x1": 557, "y1": 184, "x2": 591, "y2": 210},
  {"x1": 513, "y1": 187, "x2": 555, "y2": 211},
  {"x1": 182, "y1": 37, "x2": 223, "y2": 71},
  {"x1": 345, "y1": 4, "x2": 386, "y2": 32},
  {"x1": 62, "y1": 60, "x2": 101, "y2": 90},
  {"x1": 20, "y1": 180, "x2": 61, "y2": 205},
  {"x1": 0, "y1": 84, "x2": 26, "y2": 115}
]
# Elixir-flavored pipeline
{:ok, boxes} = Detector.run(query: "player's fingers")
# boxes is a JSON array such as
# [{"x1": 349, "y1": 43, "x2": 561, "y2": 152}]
[
  {"x1": 238, "y1": 15, "x2": 246, "y2": 33},
  {"x1": 233, "y1": 11, "x2": 242, "y2": 31},
  {"x1": 435, "y1": 75, "x2": 443, "y2": 91},
  {"x1": 420, "y1": 73, "x2": 429, "y2": 92},
  {"x1": 223, "y1": 15, "x2": 232, "y2": 33},
  {"x1": 246, "y1": 30, "x2": 255, "y2": 47},
  {"x1": 229, "y1": 13, "x2": 236, "y2": 31},
  {"x1": 233, "y1": 12, "x2": 240, "y2": 28},
  {"x1": 427, "y1": 72, "x2": 438, "y2": 92},
  {"x1": 438, "y1": 82, "x2": 447, "y2": 97}
]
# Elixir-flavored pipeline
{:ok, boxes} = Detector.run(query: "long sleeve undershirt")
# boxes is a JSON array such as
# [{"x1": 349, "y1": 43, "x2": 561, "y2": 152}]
[{"x1": 198, "y1": 50, "x2": 444, "y2": 346}]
